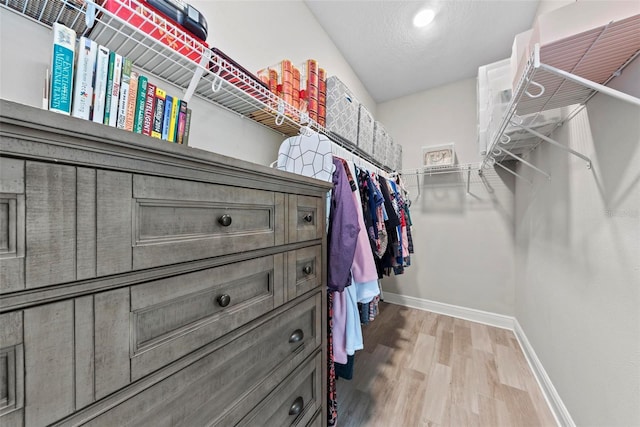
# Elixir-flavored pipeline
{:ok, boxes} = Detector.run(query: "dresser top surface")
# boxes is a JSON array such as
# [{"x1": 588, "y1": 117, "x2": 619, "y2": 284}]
[{"x1": 0, "y1": 99, "x2": 333, "y2": 194}]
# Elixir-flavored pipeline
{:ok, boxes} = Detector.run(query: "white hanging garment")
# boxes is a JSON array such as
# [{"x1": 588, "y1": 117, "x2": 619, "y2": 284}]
[{"x1": 276, "y1": 132, "x2": 335, "y2": 182}]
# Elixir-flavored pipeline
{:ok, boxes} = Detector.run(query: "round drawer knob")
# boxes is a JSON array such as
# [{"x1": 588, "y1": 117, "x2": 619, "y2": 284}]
[
  {"x1": 302, "y1": 265, "x2": 312, "y2": 275},
  {"x1": 303, "y1": 213, "x2": 313, "y2": 223},
  {"x1": 288, "y1": 396, "x2": 304, "y2": 416},
  {"x1": 218, "y1": 214, "x2": 232, "y2": 227},
  {"x1": 288, "y1": 329, "x2": 304, "y2": 344},
  {"x1": 216, "y1": 294, "x2": 231, "y2": 307}
]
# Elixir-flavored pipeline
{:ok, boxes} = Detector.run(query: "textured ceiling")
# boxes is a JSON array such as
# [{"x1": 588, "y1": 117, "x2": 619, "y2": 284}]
[{"x1": 305, "y1": 0, "x2": 540, "y2": 103}]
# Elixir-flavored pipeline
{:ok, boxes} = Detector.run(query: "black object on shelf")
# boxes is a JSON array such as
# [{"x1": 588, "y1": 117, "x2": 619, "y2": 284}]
[{"x1": 146, "y1": 0, "x2": 208, "y2": 42}]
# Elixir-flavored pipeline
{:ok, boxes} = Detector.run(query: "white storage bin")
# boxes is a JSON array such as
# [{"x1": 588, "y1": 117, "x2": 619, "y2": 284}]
[
  {"x1": 510, "y1": 29, "x2": 533, "y2": 92},
  {"x1": 385, "y1": 135, "x2": 395, "y2": 170},
  {"x1": 531, "y1": 1, "x2": 640, "y2": 52},
  {"x1": 393, "y1": 143, "x2": 403, "y2": 171},
  {"x1": 373, "y1": 121, "x2": 388, "y2": 166},
  {"x1": 326, "y1": 76, "x2": 359, "y2": 144},
  {"x1": 357, "y1": 104, "x2": 375, "y2": 155}
]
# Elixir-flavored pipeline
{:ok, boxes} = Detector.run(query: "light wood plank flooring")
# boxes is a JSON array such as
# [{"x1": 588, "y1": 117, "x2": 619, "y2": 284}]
[{"x1": 336, "y1": 302, "x2": 556, "y2": 427}]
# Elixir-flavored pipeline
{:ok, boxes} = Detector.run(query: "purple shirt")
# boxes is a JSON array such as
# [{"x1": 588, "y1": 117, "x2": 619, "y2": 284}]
[{"x1": 327, "y1": 158, "x2": 360, "y2": 291}]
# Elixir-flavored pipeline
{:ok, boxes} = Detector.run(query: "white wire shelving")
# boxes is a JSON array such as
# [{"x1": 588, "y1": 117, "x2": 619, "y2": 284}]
[
  {"x1": 397, "y1": 163, "x2": 482, "y2": 196},
  {"x1": 1, "y1": 0, "x2": 392, "y2": 171},
  {"x1": 482, "y1": 13, "x2": 640, "y2": 182}
]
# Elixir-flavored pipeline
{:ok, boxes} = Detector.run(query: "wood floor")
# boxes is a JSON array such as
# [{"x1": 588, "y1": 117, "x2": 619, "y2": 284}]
[{"x1": 336, "y1": 302, "x2": 557, "y2": 427}]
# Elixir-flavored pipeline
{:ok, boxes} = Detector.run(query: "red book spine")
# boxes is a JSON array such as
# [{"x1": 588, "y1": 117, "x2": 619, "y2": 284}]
[
  {"x1": 142, "y1": 82, "x2": 157, "y2": 136},
  {"x1": 292, "y1": 66, "x2": 301, "y2": 111},
  {"x1": 306, "y1": 59, "x2": 319, "y2": 122},
  {"x1": 318, "y1": 67, "x2": 326, "y2": 126},
  {"x1": 281, "y1": 60, "x2": 293, "y2": 109}
]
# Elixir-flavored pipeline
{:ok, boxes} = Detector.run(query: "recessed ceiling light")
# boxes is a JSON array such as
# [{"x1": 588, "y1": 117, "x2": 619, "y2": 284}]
[{"x1": 413, "y1": 9, "x2": 435, "y2": 28}]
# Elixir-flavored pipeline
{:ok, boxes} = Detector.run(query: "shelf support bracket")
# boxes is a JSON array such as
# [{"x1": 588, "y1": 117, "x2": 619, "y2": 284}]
[
  {"x1": 183, "y1": 49, "x2": 212, "y2": 103},
  {"x1": 493, "y1": 146, "x2": 551, "y2": 180},
  {"x1": 493, "y1": 162, "x2": 533, "y2": 185},
  {"x1": 466, "y1": 168, "x2": 471, "y2": 194},
  {"x1": 537, "y1": 62, "x2": 640, "y2": 107},
  {"x1": 513, "y1": 122, "x2": 592, "y2": 169}
]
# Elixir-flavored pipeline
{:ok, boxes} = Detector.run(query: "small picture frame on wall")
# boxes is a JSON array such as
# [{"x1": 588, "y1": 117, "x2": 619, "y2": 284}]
[{"x1": 422, "y1": 143, "x2": 455, "y2": 168}]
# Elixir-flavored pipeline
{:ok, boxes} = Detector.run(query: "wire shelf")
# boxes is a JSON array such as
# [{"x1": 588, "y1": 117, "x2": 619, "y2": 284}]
[
  {"x1": 0, "y1": 0, "x2": 392, "y2": 171},
  {"x1": 483, "y1": 13, "x2": 640, "y2": 169}
]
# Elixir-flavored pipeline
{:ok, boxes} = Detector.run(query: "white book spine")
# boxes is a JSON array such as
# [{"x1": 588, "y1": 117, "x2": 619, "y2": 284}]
[
  {"x1": 116, "y1": 58, "x2": 132, "y2": 129},
  {"x1": 72, "y1": 37, "x2": 97, "y2": 120},
  {"x1": 92, "y1": 45, "x2": 110, "y2": 124},
  {"x1": 108, "y1": 53, "x2": 122, "y2": 127},
  {"x1": 49, "y1": 23, "x2": 76, "y2": 115}
]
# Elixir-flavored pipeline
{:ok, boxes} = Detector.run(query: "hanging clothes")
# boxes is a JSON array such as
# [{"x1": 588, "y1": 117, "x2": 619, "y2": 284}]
[
  {"x1": 332, "y1": 290, "x2": 348, "y2": 364},
  {"x1": 327, "y1": 290, "x2": 338, "y2": 426},
  {"x1": 276, "y1": 132, "x2": 335, "y2": 181},
  {"x1": 343, "y1": 160, "x2": 378, "y2": 284},
  {"x1": 327, "y1": 158, "x2": 360, "y2": 292},
  {"x1": 344, "y1": 279, "x2": 363, "y2": 356}
]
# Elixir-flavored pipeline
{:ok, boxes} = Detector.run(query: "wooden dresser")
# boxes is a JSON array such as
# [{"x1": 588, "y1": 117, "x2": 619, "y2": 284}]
[{"x1": 0, "y1": 100, "x2": 330, "y2": 427}]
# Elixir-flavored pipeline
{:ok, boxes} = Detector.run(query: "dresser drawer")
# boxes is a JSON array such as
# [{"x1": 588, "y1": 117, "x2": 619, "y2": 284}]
[
  {"x1": 0, "y1": 163, "x2": 287, "y2": 292},
  {"x1": 132, "y1": 175, "x2": 286, "y2": 269},
  {"x1": 129, "y1": 254, "x2": 285, "y2": 380},
  {"x1": 307, "y1": 410, "x2": 323, "y2": 427},
  {"x1": 287, "y1": 245, "x2": 323, "y2": 301},
  {"x1": 81, "y1": 293, "x2": 322, "y2": 427},
  {"x1": 238, "y1": 352, "x2": 322, "y2": 427},
  {"x1": 288, "y1": 195, "x2": 323, "y2": 243}
]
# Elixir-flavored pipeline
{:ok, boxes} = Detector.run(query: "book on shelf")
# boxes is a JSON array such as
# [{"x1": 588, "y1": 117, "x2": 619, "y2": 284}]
[
  {"x1": 124, "y1": 70, "x2": 139, "y2": 131},
  {"x1": 116, "y1": 57, "x2": 132, "y2": 129},
  {"x1": 142, "y1": 82, "x2": 157, "y2": 136},
  {"x1": 279, "y1": 60, "x2": 293, "y2": 112},
  {"x1": 151, "y1": 87, "x2": 166, "y2": 139},
  {"x1": 168, "y1": 95, "x2": 180, "y2": 142},
  {"x1": 134, "y1": 75, "x2": 148, "y2": 133},
  {"x1": 104, "y1": 52, "x2": 123, "y2": 126},
  {"x1": 71, "y1": 36, "x2": 97, "y2": 120},
  {"x1": 49, "y1": 22, "x2": 76, "y2": 115},
  {"x1": 303, "y1": 59, "x2": 319, "y2": 122},
  {"x1": 177, "y1": 100, "x2": 188, "y2": 145},
  {"x1": 92, "y1": 45, "x2": 110, "y2": 124},
  {"x1": 161, "y1": 95, "x2": 173, "y2": 140},
  {"x1": 318, "y1": 67, "x2": 327, "y2": 127},
  {"x1": 292, "y1": 66, "x2": 301, "y2": 111},
  {"x1": 183, "y1": 107, "x2": 192, "y2": 146}
]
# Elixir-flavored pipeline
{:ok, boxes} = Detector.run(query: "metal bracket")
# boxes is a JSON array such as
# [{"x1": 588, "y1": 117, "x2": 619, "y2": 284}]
[
  {"x1": 537, "y1": 61, "x2": 640, "y2": 108},
  {"x1": 513, "y1": 122, "x2": 592, "y2": 169},
  {"x1": 492, "y1": 146, "x2": 551, "y2": 180},
  {"x1": 183, "y1": 49, "x2": 211, "y2": 103},
  {"x1": 493, "y1": 161, "x2": 533, "y2": 185}
]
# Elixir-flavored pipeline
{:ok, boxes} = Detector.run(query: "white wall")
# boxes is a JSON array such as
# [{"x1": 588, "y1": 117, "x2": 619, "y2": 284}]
[
  {"x1": 0, "y1": 1, "x2": 375, "y2": 165},
  {"x1": 377, "y1": 78, "x2": 516, "y2": 316},
  {"x1": 514, "y1": 55, "x2": 640, "y2": 427},
  {"x1": 193, "y1": 0, "x2": 376, "y2": 114}
]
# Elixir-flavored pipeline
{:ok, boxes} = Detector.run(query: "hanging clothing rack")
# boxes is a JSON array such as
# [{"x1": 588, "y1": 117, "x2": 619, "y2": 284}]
[{"x1": 396, "y1": 163, "x2": 481, "y2": 196}]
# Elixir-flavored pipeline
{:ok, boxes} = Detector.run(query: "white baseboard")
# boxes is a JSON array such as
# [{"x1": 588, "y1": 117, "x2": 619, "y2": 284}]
[
  {"x1": 513, "y1": 320, "x2": 576, "y2": 427},
  {"x1": 382, "y1": 292, "x2": 575, "y2": 427},
  {"x1": 382, "y1": 292, "x2": 515, "y2": 330}
]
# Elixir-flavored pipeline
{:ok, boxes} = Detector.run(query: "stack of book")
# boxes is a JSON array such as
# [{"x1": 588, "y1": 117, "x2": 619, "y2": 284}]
[
  {"x1": 256, "y1": 59, "x2": 328, "y2": 126},
  {"x1": 48, "y1": 22, "x2": 192, "y2": 145}
]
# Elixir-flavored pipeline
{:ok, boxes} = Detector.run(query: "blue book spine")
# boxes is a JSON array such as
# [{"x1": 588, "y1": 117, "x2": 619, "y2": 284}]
[
  {"x1": 161, "y1": 95, "x2": 173, "y2": 140},
  {"x1": 49, "y1": 23, "x2": 76, "y2": 115}
]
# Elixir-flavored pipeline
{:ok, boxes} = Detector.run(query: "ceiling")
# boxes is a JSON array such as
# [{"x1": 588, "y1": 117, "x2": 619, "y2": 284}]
[{"x1": 305, "y1": 0, "x2": 540, "y2": 103}]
